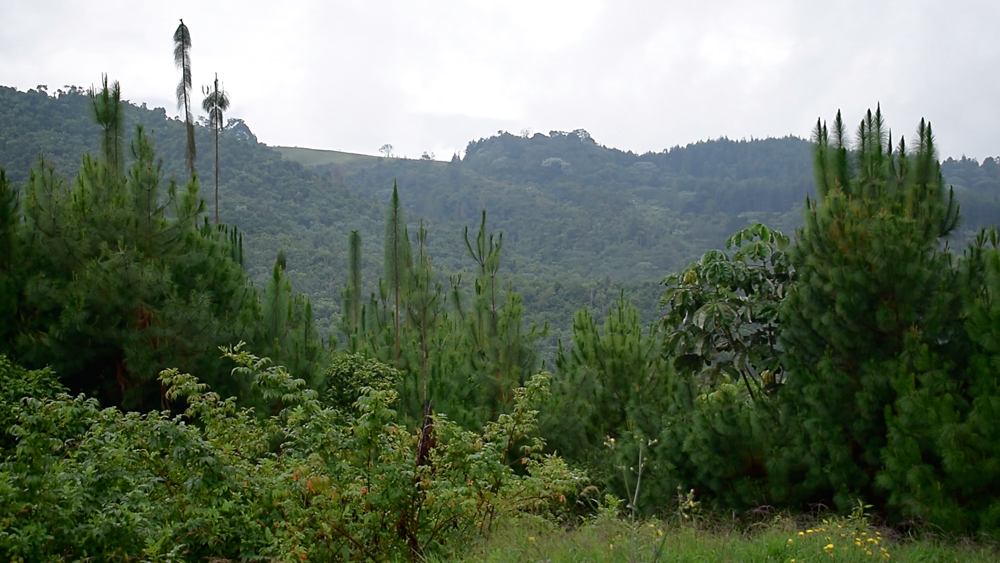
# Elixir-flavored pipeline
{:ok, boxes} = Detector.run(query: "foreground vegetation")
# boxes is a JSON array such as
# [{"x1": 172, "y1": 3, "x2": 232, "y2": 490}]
[
  {"x1": 0, "y1": 351, "x2": 579, "y2": 561},
  {"x1": 444, "y1": 515, "x2": 998, "y2": 563}
]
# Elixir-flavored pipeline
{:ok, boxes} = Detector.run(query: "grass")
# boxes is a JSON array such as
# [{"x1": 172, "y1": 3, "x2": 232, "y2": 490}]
[
  {"x1": 272, "y1": 145, "x2": 381, "y2": 168},
  {"x1": 275, "y1": 145, "x2": 451, "y2": 171},
  {"x1": 432, "y1": 514, "x2": 999, "y2": 563}
]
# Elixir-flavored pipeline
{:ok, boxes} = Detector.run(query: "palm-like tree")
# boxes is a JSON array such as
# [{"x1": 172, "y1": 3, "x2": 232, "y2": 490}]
[
  {"x1": 202, "y1": 74, "x2": 230, "y2": 225},
  {"x1": 173, "y1": 19, "x2": 196, "y2": 177}
]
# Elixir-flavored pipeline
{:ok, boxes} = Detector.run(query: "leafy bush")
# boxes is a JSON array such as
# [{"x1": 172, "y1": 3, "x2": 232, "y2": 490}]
[
  {"x1": 319, "y1": 352, "x2": 401, "y2": 412},
  {"x1": 0, "y1": 347, "x2": 582, "y2": 561},
  {"x1": 0, "y1": 355, "x2": 64, "y2": 451}
]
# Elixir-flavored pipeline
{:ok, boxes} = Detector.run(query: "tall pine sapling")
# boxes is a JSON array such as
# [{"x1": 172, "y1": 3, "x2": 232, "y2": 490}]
[
  {"x1": 776, "y1": 107, "x2": 960, "y2": 509},
  {"x1": 406, "y1": 221, "x2": 442, "y2": 406},
  {"x1": 0, "y1": 169, "x2": 18, "y2": 345},
  {"x1": 89, "y1": 75, "x2": 125, "y2": 179},
  {"x1": 383, "y1": 180, "x2": 411, "y2": 365}
]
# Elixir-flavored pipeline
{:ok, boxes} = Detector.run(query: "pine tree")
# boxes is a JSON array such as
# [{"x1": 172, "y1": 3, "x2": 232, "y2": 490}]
[
  {"x1": 0, "y1": 169, "x2": 18, "y2": 346},
  {"x1": 405, "y1": 221, "x2": 442, "y2": 406},
  {"x1": 877, "y1": 227, "x2": 1000, "y2": 534},
  {"x1": 10, "y1": 79, "x2": 257, "y2": 409},
  {"x1": 0, "y1": 170, "x2": 15, "y2": 275},
  {"x1": 547, "y1": 295, "x2": 668, "y2": 464},
  {"x1": 775, "y1": 107, "x2": 961, "y2": 509},
  {"x1": 342, "y1": 206, "x2": 542, "y2": 430},
  {"x1": 459, "y1": 210, "x2": 545, "y2": 421},
  {"x1": 383, "y1": 180, "x2": 410, "y2": 365},
  {"x1": 89, "y1": 75, "x2": 125, "y2": 178},
  {"x1": 345, "y1": 229, "x2": 362, "y2": 329},
  {"x1": 262, "y1": 251, "x2": 292, "y2": 354},
  {"x1": 258, "y1": 250, "x2": 324, "y2": 389}
]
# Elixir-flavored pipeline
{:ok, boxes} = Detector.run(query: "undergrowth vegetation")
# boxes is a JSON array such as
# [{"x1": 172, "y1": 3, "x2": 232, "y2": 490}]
[
  {"x1": 0, "y1": 347, "x2": 580, "y2": 561},
  {"x1": 445, "y1": 506, "x2": 999, "y2": 563}
]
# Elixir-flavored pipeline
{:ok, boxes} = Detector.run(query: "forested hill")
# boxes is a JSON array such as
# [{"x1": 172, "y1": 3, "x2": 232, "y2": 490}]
[
  {"x1": 313, "y1": 128, "x2": 1000, "y2": 276},
  {"x1": 0, "y1": 85, "x2": 388, "y2": 332},
  {"x1": 322, "y1": 131, "x2": 816, "y2": 282},
  {"x1": 4, "y1": 85, "x2": 1000, "y2": 338}
]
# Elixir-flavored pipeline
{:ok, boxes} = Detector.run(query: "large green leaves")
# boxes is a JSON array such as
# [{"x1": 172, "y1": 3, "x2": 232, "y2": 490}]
[{"x1": 660, "y1": 222, "x2": 791, "y2": 400}]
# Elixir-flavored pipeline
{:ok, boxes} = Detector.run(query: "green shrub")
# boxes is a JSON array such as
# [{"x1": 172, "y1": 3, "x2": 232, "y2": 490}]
[
  {"x1": 0, "y1": 355, "x2": 65, "y2": 450},
  {"x1": 318, "y1": 352, "x2": 401, "y2": 412},
  {"x1": 0, "y1": 346, "x2": 582, "y2": 561}
]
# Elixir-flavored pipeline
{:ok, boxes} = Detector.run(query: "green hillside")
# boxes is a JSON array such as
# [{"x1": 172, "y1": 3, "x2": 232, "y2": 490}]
[
  {"x1": 0, "y1": 85, "x2": 390, "y2": 334},
  {"x1": 4, "y1": 84, "x2": 1000, "y2": 347},
  {"x1": 272, "y1": 146, "x2": 380, "y2": 168}
]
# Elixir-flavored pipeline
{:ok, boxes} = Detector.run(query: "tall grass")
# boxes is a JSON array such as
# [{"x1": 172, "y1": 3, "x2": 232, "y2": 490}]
[{"x1": 434, "y1": 513, "x2": 998, "y2": 563}]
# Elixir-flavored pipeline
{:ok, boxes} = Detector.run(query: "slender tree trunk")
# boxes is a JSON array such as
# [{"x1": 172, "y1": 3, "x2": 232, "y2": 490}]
[
  {"x1": 384, "y1": 181, "x2": 408, "y2": 366},
  {"x1": 394, "y1": 277, "x2": 400, "y2": 364},
  {"x1": 214, "y1": 120, "x2": 220, "y2": 225},
  {"x1": 421, "y1": 315, "x2": 428, "y2": 404},
  {"x1": 348, "y1": 230, "x2": 362, "y2": 328}
]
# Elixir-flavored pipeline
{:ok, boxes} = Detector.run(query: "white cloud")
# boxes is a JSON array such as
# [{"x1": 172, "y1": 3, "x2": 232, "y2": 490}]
[{"x1": 0, "y1": 0, "x2": 997, "y2": 160}]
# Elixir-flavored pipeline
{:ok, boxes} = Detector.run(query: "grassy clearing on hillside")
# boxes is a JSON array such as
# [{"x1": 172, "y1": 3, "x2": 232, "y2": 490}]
[
  {"x1": 436, "y1": 515, "x2": 998, "y2": 563},
  {"x1": 274, "y1": 145, "x2": 380, "y2": 167}
]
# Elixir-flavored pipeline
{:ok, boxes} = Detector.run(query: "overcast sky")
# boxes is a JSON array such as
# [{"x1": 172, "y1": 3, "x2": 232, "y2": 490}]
[{"x1": 1, "y1": 0, "x2": 997, "y2": 161}]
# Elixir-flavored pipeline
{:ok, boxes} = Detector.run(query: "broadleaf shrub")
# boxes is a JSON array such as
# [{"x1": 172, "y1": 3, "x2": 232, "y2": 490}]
[
  {"x1": 0, "y1": 348, "x2": 582, "y2": 561},
  {"x1": 0, "y1": 355, "x2": 65, "y2": 452}
]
